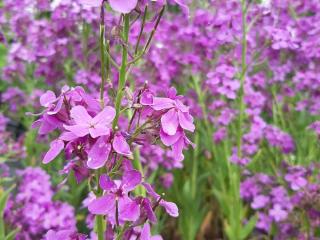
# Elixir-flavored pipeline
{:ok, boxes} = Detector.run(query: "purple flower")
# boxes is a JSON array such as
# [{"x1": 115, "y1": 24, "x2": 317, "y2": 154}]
[
  {"x1": 43, "y1": 139, "x2": 64, "y2": 164},
  {"x1": 256, "y1": 212, "x2": 272, "y2": 232},
  {"x1": 5, "y1": 168, "x2": 76, "y2": 239},
  {"x1": 80, "y1": 0, "x2": 138, "y2": 13},
  {"x1": 269, "y1": 204, "x2": 288, "y2": 222},
  {"x1": 140, "y1": 87, "x2": 195, "y2": 161},
  {"x1": 142, "y1": 182, "x2": 179, "y2": 217},
  {"x1": 112, "y1": 132, "x2": 132, "y2": 156},
  {"x1": 44, "y1": 230, "x2": 87, "y2": 240},
  {"x1": 251, "y1": 195, "x2": 270, "y2": 209},
  {"x1": 109, "y1": 0, "x2": 138, "y2": 13},
  {"x1": 285, "y1": 173, "x2": 307, "y2": 191},
  {"x1": 87, "y1": 136, "x2": 111, "y2": 169},
  {"x1": 140, "y1": 223, "x2": 162, "y2": 240},
  {"x1": 88, "y1": 171, "x2": 142, "y2": 223},
  {"x1": 154, "y1": 98, "x2": 195, "y2": 136},
  {"x1": 64, "y1": 106, "x2": 115, "y2": 138}
]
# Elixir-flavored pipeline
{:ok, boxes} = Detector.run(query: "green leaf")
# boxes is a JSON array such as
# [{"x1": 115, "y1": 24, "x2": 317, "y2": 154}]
[
  {"x1": 240, "y1": 215, "x2": 257, "y2": 239},
  {"x1": 4, "y1": 228, "x2": 20, "y2": 240},
  {"x1": 0, "y1": 185, "x2": 15, "y2": 217},
  {"x1": 0, "y1": 185, "x2": 15, "y2": 238},
  {"x1": 0, "y1": 43, "x2": 7, "y2": 68}
]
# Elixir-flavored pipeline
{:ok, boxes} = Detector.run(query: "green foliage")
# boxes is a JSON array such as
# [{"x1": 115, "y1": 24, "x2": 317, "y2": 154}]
[{"x1": 0, "y1": 185, "x2": 19, "y2": 240}]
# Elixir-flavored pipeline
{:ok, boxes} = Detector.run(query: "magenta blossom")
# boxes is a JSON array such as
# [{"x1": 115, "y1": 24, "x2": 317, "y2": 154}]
[
  {"x1": 142, "y1": 87, "x2": 195, "y2": 161},
  {"x1": 80, "y1": 0, "x2": 138, "y2": 14},
  {"x1": 87, "y1": 132, "x2": 132, "y2": 169},
  {"x1": 44, "y1": 230, "x2": 87, "y2": 240},
  {"x1": 64, "y1": 105, "x2": 115, "y2": 138},
  {"x1": 88, "y1": 171, "x2": 142, "y2": 223},
  {"x1": 140, "y1": 223, "x2": 162, "y2": 240},
  {"x1": 43, "y1": 139, "x2": 65, "y2": 164},
  {"x1": 152, "y1": 88, "x2": 195, "y2": 136},
  {"x1": 142, "y1": 182, "x2": 179, "y2": 217},
  {"x1": 269, "y1": 204, "x2": 288, "y2": 222}
]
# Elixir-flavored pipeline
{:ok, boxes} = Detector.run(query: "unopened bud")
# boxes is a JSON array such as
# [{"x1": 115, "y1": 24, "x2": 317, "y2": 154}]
[
  {"x1": 133, "y1": 103, "x2": 143, "y2": 109},
  {"x1": 124, "y1": 87, "x2": 134, "y2": 101},
  {"x1": 111, "y1": 26, "x2": 121, "y2": 38}
]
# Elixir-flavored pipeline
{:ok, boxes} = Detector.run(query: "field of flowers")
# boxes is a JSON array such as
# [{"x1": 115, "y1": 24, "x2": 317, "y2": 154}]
[{"x1": 1, "y1": 0, "x2": 320, "y2": 239}]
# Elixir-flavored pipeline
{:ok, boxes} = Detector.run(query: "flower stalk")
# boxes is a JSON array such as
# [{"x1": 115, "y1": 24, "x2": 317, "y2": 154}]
[
  {"x1": 113, "y1": 14, "x2": 130, "y2": 129},
  {"x1": 237, "y1": 0, "x2": 248, "y2": 158},
  {"x1": 96, "y1": 3, "x2": 107, "y2": 239}
]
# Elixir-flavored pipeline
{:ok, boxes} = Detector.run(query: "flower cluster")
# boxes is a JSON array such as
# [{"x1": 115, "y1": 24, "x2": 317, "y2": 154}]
[
  {"x1": 4, "y1": 167, "x2": 76, "y2": 240},
  {"x1": 2, "y1": 0, "x2": 320, "y2": 238},
  {"x1": 0, "y1": 113, "x2": 26, "y2": 159},
  {"x1": 241, "y1": 162, "x2": 320, "y2": 239},
  {"x1": 88, "y1": 165, "x2": 178, "y2": 236},
  {"x1": 34, "y1": 84, "x2": 194, "y2": 171}
]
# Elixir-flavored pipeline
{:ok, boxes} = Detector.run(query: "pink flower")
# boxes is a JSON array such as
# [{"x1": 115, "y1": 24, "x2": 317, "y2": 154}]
[
  {"x1": 152, "y1": 88, "x2": 195, "y2": 135},
  {"x1": 109, "y1": 0, "x2": 138, "y2": 13},
  {"x1": 43, "y1": 139, "x2": 64, "y2": 164},
  {"x1": 142, "y1": 182, "x2": 179, "y2": 217},
  {"x1": 87, "y1": 133, "x2": 132, "y2": 169},
  {"x1": 140, "y1": 223, "x2": 163, "y2": 240},
  {"x1": 44, "y1": 230, "x2": 87, "y2": 240},
  {"x1": 88, "y1": 171, "x2": 142, "y2": 223},
  {"x1": 64, "y1": 105, "x2": 115, "y2": 138},
  {"x1": 87, "y1": 136, "x2": 111, "y2": 169},
  {"x1": 141, "y1": 87, "x2": 195, "y2": 161},
  {"x1": 80, "y1": 0, "x2": 138, "y2": 13},
  {"x1": 269, "y1": 204, "x2": 288, "y2": 222}
]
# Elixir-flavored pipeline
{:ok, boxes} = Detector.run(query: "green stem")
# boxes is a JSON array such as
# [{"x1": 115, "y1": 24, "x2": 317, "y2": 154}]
[
  {"x1": 133, "y1": 147, "x2": 146, "y2": 197},
  {"x1": 95, "y1": 169, "x2": 105, "y2": 240},
  {"x1": 96, "y1": 215, "x2": 104, "y2": 240},
  {"x1": 96, "y1": 4, "x2": 107, "y2": 239},
  {"x1": 134, "y1": 6, "x2": 148, "y2": 55},
  {"x1": 100, "y1": 23, "x2": 106, "y2": 107},
  {"x1": 113, "y1": 14, "x2": 130, "y2": 129},
  {"x1": 128, "y1": 7, "x2": 165, "y2": 65},
  {"x1": 191, "y1": 133, "x2": 199, "y2": 199},
  {"x1": 237, "y1": 0, "x2": 248, "y2": 158}
]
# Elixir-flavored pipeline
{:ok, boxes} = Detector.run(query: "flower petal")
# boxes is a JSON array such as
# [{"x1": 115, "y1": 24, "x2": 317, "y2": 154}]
[
  {"x1": 159, "y1": 200, "x2": 179, "y2": 217},
  {"x1": 47, "y1": 98, "x2": 63, "y2": 115},
  {"x1": 79, "y1": 0, "x2": 101, "y2": 7},
  {"x1": 151, "y1": 97, "x2": 175, "y2": 110},
  {"x1": 87, "y1": 138, "x2": 111, "y2": 169},
  {"x1": 178, "y1": 111, "x2": 195, "y2": 132},
  {"x1": 40, "y1": 90, "x2": 56, "y2": 107},
  {"x1": 109, "y1": 0, "x2": 138, "y2": 13},
  {"x1": 160, "y1": 128, "x2": 181, "y2": 146},
  {"x1": 89, "y1": 125, "x2": 111, "y2": 138},
  {"x1": 141, "y1": 198, "x2": 157, "y2": 223},
  {"x1": 38, "y1": 114, "x2": 61, "y2": 134},
  {"x1": 59, "y1": 131, "x2": 78, "y2": 141},
  {"x1": 141, "y1": 182, "x2": 160, "y2": 199},
  {"x1": 43, "y1": 139, "x2": 64, "y2": 164},
  {"x1": 70, "y1": 105, "x2": 92, "y2": 125},
  {"x1": 171, "y1": 137, "x2": 185, "y2": 161},
  {"x1": 112, "y1": 133, "x2": 132, "y2": 156},
  {"x1": 161, "y1": 109, "x2": 179, "y2": 135},
  {"x1": 88, "y1": 194, "x2": 115, "y2": 215},
  {"x1": 99, "y1": 174, "x2": 117, "y2": 191},
  {"x1": 140, "y1": 223, "x2": 151, "y2": 240},
  {"x1": 118, "y1": 196, "x2": 140, "y2": 221},
  {"x1": 63, "y1": 124, "x2": 89, "y2": 137},
  {"x1": 121, "y1": 170, "x2": 142, "y2": 192},
  {"x1": 92, "y1": 106, "x2": 116, "y2": 125}
]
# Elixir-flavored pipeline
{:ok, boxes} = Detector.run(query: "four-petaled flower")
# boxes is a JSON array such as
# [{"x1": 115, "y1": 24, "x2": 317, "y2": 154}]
[
  {"x1": 64, "y1": 105, "x2": 115, "y2": 138},
  {"x1": 80, "y1": 0, "x2": 138, "y2": 13},
  {"x1": 88, "y1": 171, "x2": 142, "y2": 223}
]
